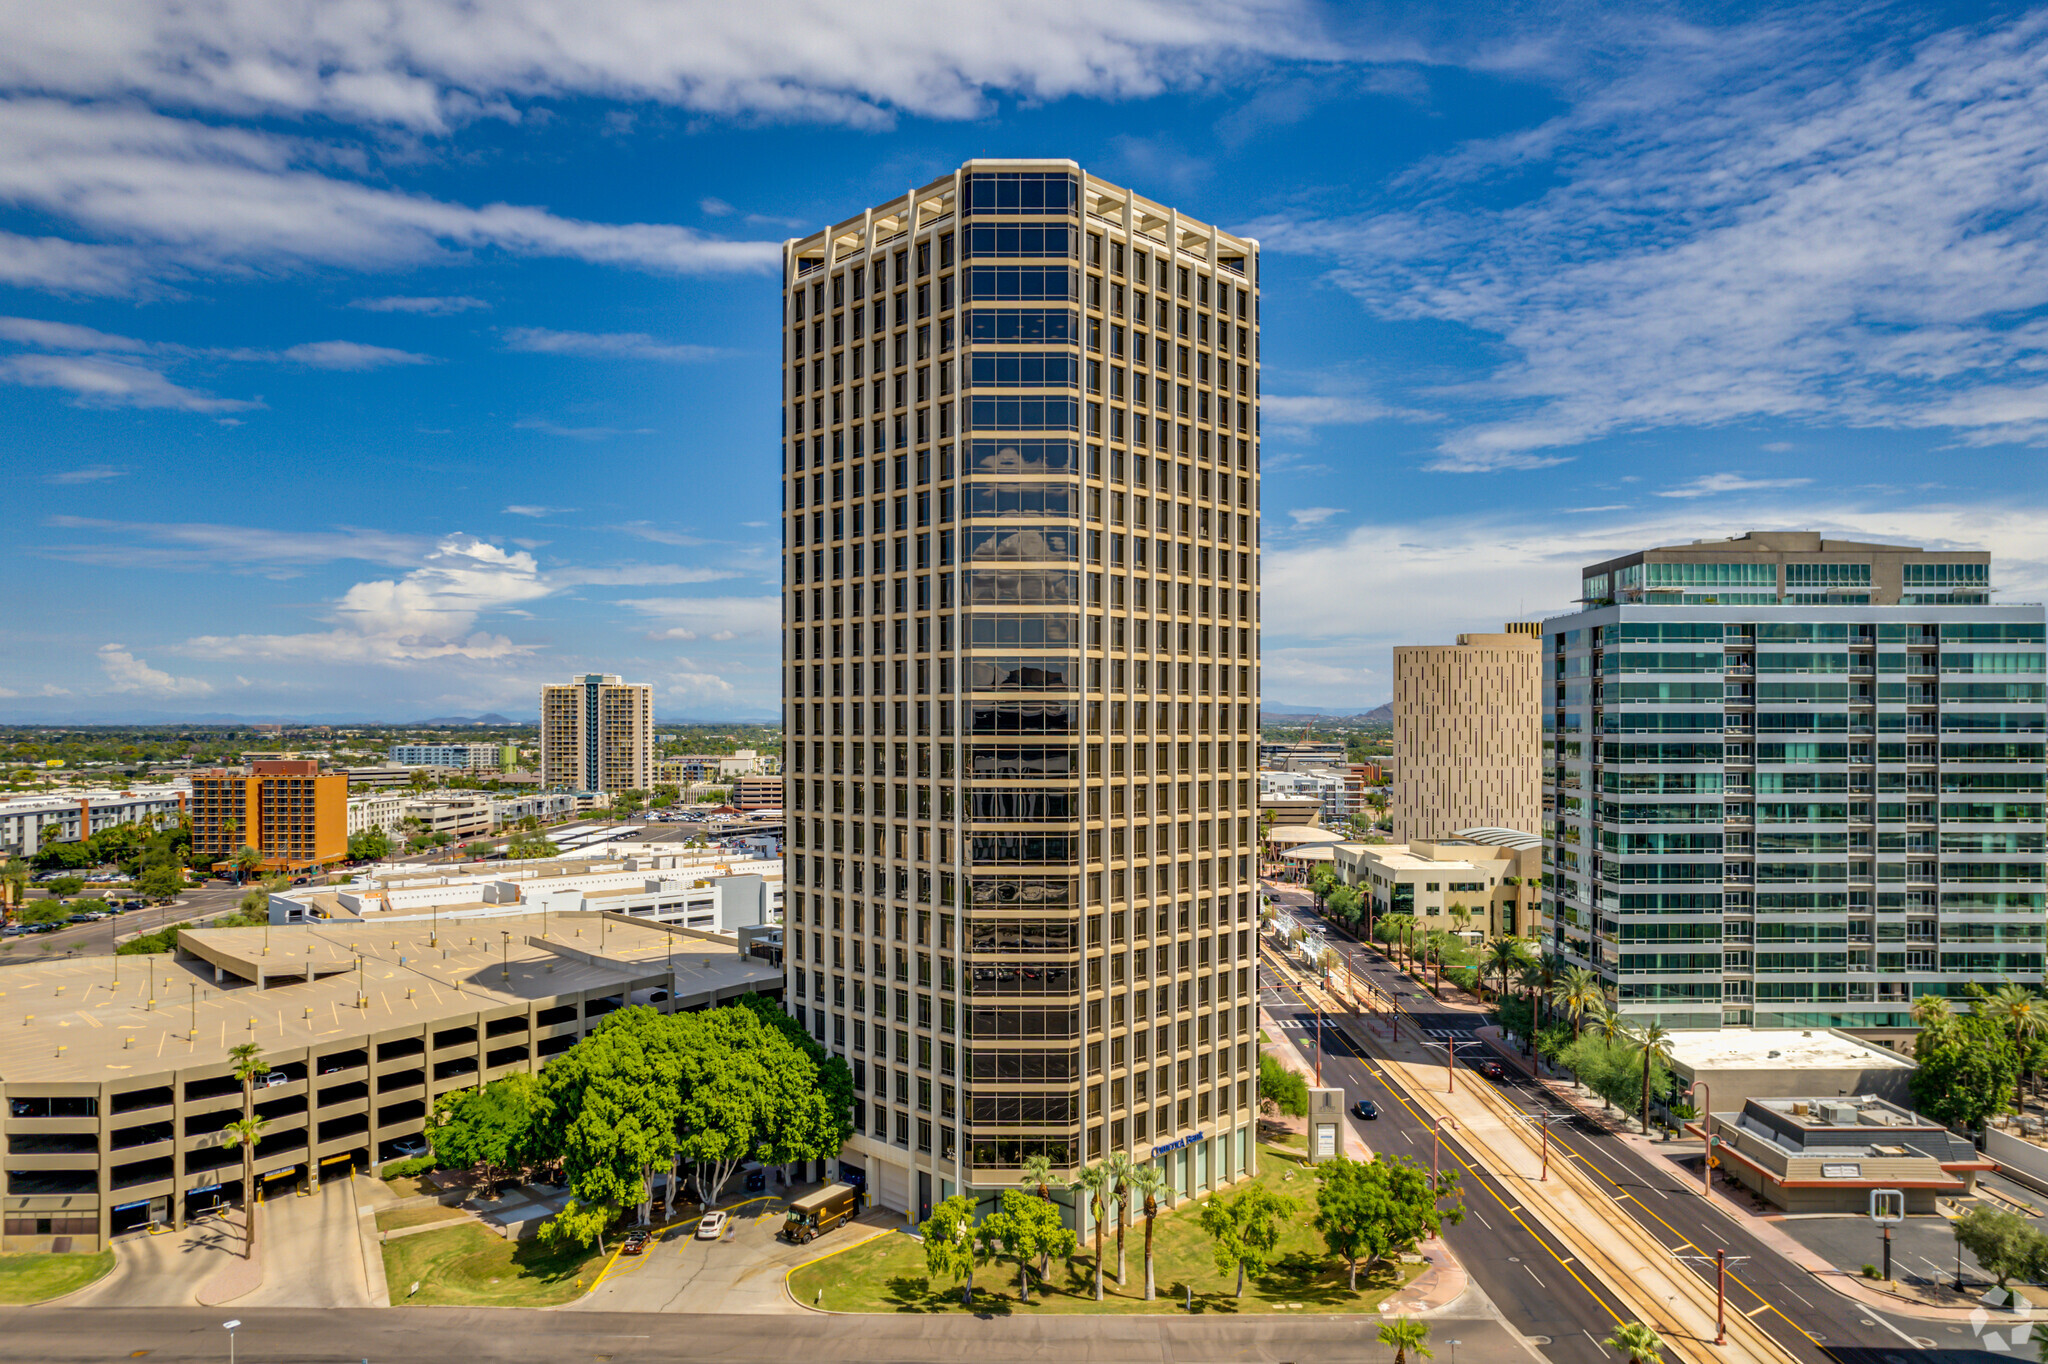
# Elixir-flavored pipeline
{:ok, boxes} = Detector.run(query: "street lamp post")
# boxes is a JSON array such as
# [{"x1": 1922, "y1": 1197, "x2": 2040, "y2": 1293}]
[
  {"x1": 1688, "y1": 1082, "x2": 1713, "y2": 1199},
  {"x1": 1428, "y1": 1038, "x2": 1483, "y2": 1094},
  {"x1": 222, "y1": 1319, "x2": 240, "y2": 1364}
]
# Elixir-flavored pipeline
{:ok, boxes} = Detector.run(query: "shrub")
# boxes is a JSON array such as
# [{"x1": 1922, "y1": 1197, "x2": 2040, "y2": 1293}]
[
  {"x1": 1862, "y1": 1264, "x2": 1880, "y2": 1279},
  {"x1": 383, "y1": 1155, "x2": 438, "y2": 1179}
]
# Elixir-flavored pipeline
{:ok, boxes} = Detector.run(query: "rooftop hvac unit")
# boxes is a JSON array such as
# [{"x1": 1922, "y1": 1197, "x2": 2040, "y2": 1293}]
[{"x1": 1821, "y1": 1102, "x2": 1859, "y2": 1126}]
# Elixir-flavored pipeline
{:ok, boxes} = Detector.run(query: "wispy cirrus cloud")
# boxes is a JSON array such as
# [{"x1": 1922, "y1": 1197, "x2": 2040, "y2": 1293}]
[
  {"x1": 514, "y1": 417, "x2": 656, "y2": 440},
  {"x1": 503, "y1": 327, "x2": 721, "y2": 363},
  {"x1": 350, "y1": 295, "x2": 488, "y2": 314},
  {"x1": 44, "y1": 464, "x2": 126, "y2": 484},
  {"x1": 1257, "y1": 10, "x2": 2048, "y2": 469},
  {"x1": 1656, "y1": 472, "x2": 1812, "y2": 500},
  {"x1": 0, "y1": 353, "x2": 259, "y2": 412}
]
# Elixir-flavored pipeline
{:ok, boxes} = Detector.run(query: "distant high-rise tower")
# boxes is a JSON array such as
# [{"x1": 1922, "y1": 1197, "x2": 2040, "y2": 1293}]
[
  {"x1": 1392, "y1": 626, "x2": 1543, "y2": 842},
  {"x1": 781, "y1": 161, "x2": 1261, "y2": 1225},
  {"x1": 1548, "y1": 532, "x2": 2043, "y2": 1034},
  {"x1": 539, "y1": 674, "x2": 653, "y2": 792}
]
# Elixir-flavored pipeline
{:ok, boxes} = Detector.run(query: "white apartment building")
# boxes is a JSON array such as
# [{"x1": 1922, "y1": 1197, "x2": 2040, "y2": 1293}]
[
  {"x1": 1258, "y1": 768, "x2": 1354, "y2": 826},
  {"x1": 390, "y1": 743, "x2": 503, "y2": 770},
  {"x1": 0, "y1": 786, "x2": 190, "y2": 857}
]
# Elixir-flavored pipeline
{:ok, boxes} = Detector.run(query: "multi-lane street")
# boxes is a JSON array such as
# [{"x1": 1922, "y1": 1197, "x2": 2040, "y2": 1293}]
[
  {"x1": 1262, "y1": 883, "x2": 1983, "y2": 1361},
  {"x1": 1, "y1": 881, "x2": 253, "y2": 964}
]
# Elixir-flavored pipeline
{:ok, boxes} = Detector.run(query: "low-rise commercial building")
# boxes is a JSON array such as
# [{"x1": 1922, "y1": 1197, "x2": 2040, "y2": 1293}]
[
  {"x1": 1332, "y1": 829, "x2": 1543, "y2": 941},
  {"x1": 402, "y1": 795, "x2": 493, "y2": 840},
  {"x1": 346, "y1": 791, "x2": 410, "y2": 838},
  {"x1": 1695, "y1": 1095, "x2": 1988, "y2": 1213},
  {"x1": 1259, "y1": 769, "x2": 1355, "y2": 827},
  {"x1": 727, "y1": 776, "x2": 782, "y2": 811},
  {"x1": 273, "y1": 846, "x2": 785, "y2": 936},
  {"x1": 1664, "y1": 1028, "x2": 1915, "y2": 1113},
  {"x1": 0, "y1": 914, "x2": 781, "y2": 1253},
  {"x1": 389, "y1": 744, "x2": 503, "y2": 771}
]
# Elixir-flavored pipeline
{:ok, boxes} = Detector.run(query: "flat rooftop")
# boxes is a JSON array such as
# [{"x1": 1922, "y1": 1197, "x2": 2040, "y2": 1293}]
[
  {"x1": 0, "y1": 913, "x2": 778, "y2": 1087},
  {"x1": 1666, "y1": 1028, "x2": 1914, "y2": 1072}
]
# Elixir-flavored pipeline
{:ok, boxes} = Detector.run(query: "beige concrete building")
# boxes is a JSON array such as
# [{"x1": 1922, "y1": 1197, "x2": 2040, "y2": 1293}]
[
  {"x1": 1697, "y1": 1095, "x2": 1986, "y2": 1214},
  {"x1": 0, "y1": 914, "x2": 779, "y2": 1253},
  {"x1": 1392, "y1": 625, "x2": 1541, "y2": 842},
  {"x1": 782, "y1": 161, "x2": 1261, "y2": 1225},
  {"x1": 540, "y1": 674, "x2": 653, "y2": 793},
  {"x1": 1331, "y1": 828, "x2": 1543, "y2": 942}
]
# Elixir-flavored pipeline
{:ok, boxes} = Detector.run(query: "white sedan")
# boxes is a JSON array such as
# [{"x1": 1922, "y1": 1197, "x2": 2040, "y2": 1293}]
[{"x1": 695, "y1": 1210, "x2": 729, "y2": 1240}]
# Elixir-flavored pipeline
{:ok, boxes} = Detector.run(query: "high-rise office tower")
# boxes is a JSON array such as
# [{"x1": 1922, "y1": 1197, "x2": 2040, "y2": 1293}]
[
  {"x1": 539, "y1": 674, "x2": 653, "y2": 792},
  {"x1": 780, "y1": 161, "x2": 1261, "y2": 1223},
  {"x1": 1392, "y1": 623, "x2": 1543, "y2": 841},
  {"x1": 1545, "y1": 532, "x2": 2044, "y2": 1036}
]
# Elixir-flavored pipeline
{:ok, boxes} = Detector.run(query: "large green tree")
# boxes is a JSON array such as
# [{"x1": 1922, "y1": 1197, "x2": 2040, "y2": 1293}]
[
  {"x1": 1313, "y1": 1154, "x2": 1464, "y2": 1290},
  {"x1": 538, "y1": 1006, "x2": 685, "y2": 1227},
  {"x1": 674, "y1": 1005, "x2": 838, "y2": 1205},
  {"x1": 1953, "y1": 1204, "x2": 2048, "y2": 1288},
  {"x1": 1258, "y1": 1052, "x2": 1308, "y2": 1117},
  {"x1": 1910, "y1": 1012, "x2": 2021, "y2": 1131},
  {"x1": 920, "y1": 1193, "x2": 978, "y2": 1305},
  {"x1": 1196, "y1": 1183, "x2": 1296, "y2": 1299},
  {"x1": 734, "y1": 992, "x2": 855, "y2": 1149},
  {"x1": 432, "y1": 1073, "x2": 545, "y2": 1191},
  {"x1": 973, "y1": 1189, "x2": 1073, "y2": 1303}
]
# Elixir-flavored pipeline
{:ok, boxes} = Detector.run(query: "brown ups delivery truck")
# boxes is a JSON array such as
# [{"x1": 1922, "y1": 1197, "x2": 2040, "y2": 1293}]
[{"x1": 781, "y1": 1182, "x2": 859, "y2": 1244}]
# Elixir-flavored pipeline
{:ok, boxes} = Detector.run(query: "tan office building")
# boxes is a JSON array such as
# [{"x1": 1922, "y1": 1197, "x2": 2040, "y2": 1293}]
[
  {"x1": 1391, "y1": 625, "x2": 1541, "y2": 842},
  {"x1": 539, "y1": 674, "x2": 653, "y2": 793},
  {"x1": 781, "y1": 161, "x2": 1261, "y2": 1225}
]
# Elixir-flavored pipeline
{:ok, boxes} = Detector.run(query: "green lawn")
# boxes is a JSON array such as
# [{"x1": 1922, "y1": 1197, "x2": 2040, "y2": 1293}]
[
  {"x1": 0, "y1": 1251, "x2": 115, "y2": 1304},
  {"x1": 382, "y1": 1174, "x2": 440, "y2": 1200},
  {"x1": 788, "y1": 1141, "x2": 1425, "y2": 1315},
  {"x1": 382, "y1": 1224, "x2": 604, "y2": 1307},
  {"x1": 376, "y1": 1204, "x2": 471, "y2": 1233}
]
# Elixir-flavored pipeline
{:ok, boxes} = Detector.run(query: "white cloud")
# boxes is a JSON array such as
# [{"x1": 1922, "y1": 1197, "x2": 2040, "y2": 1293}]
[
  {"x1": 502, "y1": 505, "x2": 570, "y2": 518},
  {"x1": 1286, "y1": 506, "x2": 1345, "y2": 527},
  {"x1": 184, "y1": 534, "x2": 548, "y2": 665},
  {"x1": 619, "y1": 595, "x2": 780, "y2": 642},
  {"x1": 1655, "y1": 472, "x2": 1813, "y2": 499},
  {"x1": 1256, "y1": 11, "x2": 2048, "y2": 465},
  {"x1": 0, "y1": 99, "x2": 779, "y2": 296},
  {"x1": 44, "y1": 516, "x2": 428, "y2": 571},
  {"x1": 97, "y1": 642, "x2": 212, "y2": 695},
  {"x1": 44, "y1": 464, "x2": 126, "y2": 484},
  {"x1": 350, "y1": 295, "x2": 488, "y2": 314},
  {"x1": 276, "y1": 340, "x2": 434, "y2": 370},
  {"x1": 0, "y1": 2, "x2": 1327, "y2": 131},
  {"x1": 514, "y1": 418, "x2": 655, "y2": 440},
  {"x1": 503, "y1": 327, "x2": 721, "y2": 363},
  {"x1": 0, "y1": 315, "x2": 149, "y2": 351},
  {"x1": 0, "y1": 353, "x2": 258, "y2": 412}
]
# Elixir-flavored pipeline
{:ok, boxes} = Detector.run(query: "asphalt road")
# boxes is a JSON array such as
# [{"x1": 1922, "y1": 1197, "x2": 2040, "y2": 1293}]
[
  {"x1": 0, "y1": 1305, "x2": 1537, "y2": 1362},
  {"x1": 1, "y1": 882, "x2": 249, "y2": 963},
  {"x1": 1265, "y1": 884, "x2": 2010, "y2": 1362}
]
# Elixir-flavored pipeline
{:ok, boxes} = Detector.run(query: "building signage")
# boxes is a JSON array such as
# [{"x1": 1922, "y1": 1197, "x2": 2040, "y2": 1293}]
[{"x1": 1152, "y1": 1130, "x2": 1205, "y2": 1158}]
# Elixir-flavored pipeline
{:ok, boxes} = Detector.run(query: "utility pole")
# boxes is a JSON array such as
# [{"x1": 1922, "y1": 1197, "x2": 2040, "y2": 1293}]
[
  {"x1": 1519, "y1": 1109, "x2": 1569, "y2": 1182},
  {"x1": 1676, "y1": 1251, "x2": 1745, "y2": 1344},
  {"x1": 1687, "y1": 1082, "x2": 1713, "y2": 1198}
]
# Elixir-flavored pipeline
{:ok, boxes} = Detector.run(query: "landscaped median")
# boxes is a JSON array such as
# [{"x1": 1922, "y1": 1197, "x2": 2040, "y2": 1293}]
[
  {"x1": 0, "y1": 1251, "x2": 115, "y2": 1304},
  {"x1": 787, "y1": 1138, "x2": 1429, "y2": 1315}
]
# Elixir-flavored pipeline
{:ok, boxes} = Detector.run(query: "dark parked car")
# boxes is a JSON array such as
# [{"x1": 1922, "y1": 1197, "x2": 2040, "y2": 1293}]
[
  {"x1": 1353, "y1": 1099, "x2": 1379, "y2": 1120},
  {"x1": 1477, "y1": 1061, "x2": 1506, "y2": 1081},
  {"x1": 621, "y1": 1229, "x2": 651, "y2": 1255}
]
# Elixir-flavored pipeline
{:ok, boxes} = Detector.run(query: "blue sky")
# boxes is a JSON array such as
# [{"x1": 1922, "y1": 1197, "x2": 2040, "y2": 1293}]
[{"x1": 5, "y1": 1, "x2": 2048, "y2": 721}]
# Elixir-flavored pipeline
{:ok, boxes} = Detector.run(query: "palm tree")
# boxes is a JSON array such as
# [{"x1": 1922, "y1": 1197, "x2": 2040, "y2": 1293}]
[
  {"x1": 222, "y1": 1110, "x2": 270, "y2": 1259},
  {"x1": 1987, "y1": 983, "x2": 2045, "y2": 1110},
  {"x1": 1070, "y1": 1164, "x2": 1110, "y2": 1301},
  {"x1": 1514, "y1": 959, "x2": 1546, "y2": 1054},
  {"x1": 1127, "y1": 1164, "x2": 1165, "y2": 1300},
  {"x1": 0, "y1": 856, "x2": 27, "y2": 927},
  {"x1": 1552, "y1": 967, "x2": 1602, "y2": 1043},
  {"x1": 1482, "y1": 935, "x2": 1528, "y2": 1006},
  {"x1": 1103, "y1": 1150, "x2": 1135, "y2": 1286},
  {"x1": 1635, "y1": 1022, "x2": 1675, "y2": 1135},
  {"x1": 1378, "y1": 1316, "x2": 1433, "y2": 1363},
  {"x1": 230, "y1": 845, "x2": 263, "y2": 884},
  {"x1": 1909, "y1": 993, "x2": 1952, "y2": 1034},
  {"x1": 1605, "y1": 1321, "x2": 1665, "y2": 1362}
]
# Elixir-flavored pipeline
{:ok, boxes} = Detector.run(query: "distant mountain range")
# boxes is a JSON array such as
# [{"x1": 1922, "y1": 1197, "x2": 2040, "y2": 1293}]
[
  {"x1": 414, "y1": 714, "x2": 520, "y2": 726},
  {"x1": 1261, "y1": 703, "x2": 1392, "y2": 723}
]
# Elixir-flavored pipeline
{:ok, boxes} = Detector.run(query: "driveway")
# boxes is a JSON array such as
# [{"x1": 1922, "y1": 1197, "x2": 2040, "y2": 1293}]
[
  {"x1": 574, "y1": 1195, "x2": 894, "y2": 1314},
  {"x1": 67, "y1": 1217, "x2": 246, "y2": 1307},
  {"x1": 235, "y1": 1179, "x2": 372, "y2": 1308}
]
